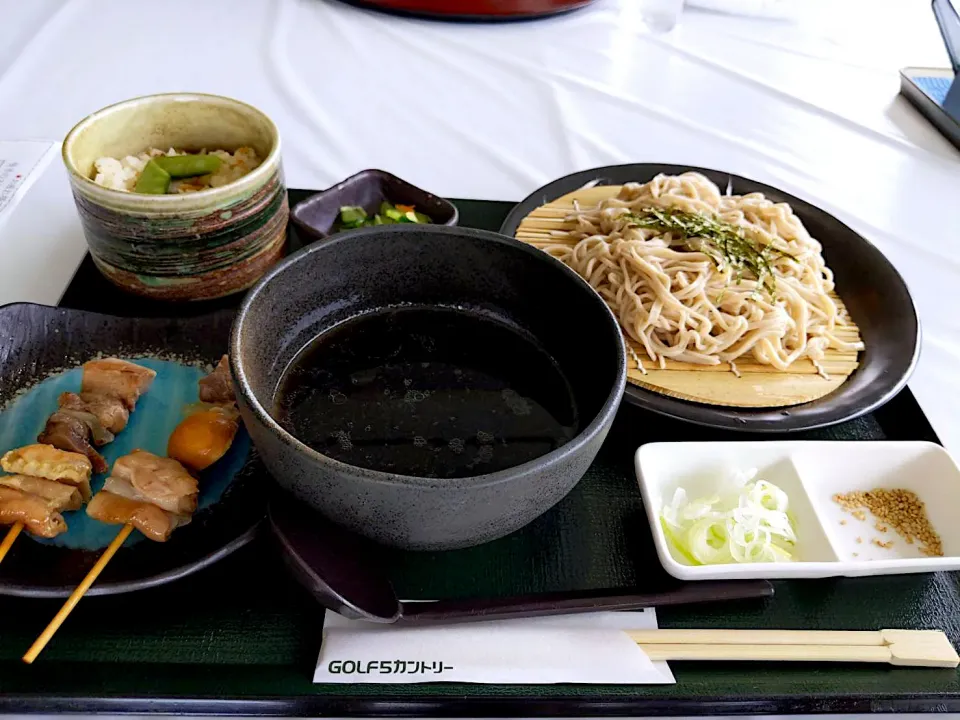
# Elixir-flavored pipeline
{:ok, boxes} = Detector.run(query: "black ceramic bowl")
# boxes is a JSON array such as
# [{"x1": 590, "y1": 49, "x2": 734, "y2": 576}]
[{"x1": 231, "y1": 225, "x2": 626, "y2": 550}]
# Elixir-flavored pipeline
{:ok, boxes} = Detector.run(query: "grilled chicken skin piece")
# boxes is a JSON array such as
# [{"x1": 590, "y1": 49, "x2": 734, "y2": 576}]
[
  {"x1": 0, "y1": 475, "x2": 83, "y2": 511},
  {"x1": 0, "y1": 443, "x2": 93, "y2": 501}
]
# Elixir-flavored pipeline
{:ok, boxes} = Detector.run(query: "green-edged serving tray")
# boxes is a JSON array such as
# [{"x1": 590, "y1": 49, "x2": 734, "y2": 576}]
[{"x1": 0, "y1": 192, "x2": 957, "y2": 716}]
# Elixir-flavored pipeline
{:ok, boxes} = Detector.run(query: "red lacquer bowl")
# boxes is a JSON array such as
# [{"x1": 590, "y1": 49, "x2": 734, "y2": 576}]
[{"x1": 345, "y1": 0, "x2": 596, "y2": 19}]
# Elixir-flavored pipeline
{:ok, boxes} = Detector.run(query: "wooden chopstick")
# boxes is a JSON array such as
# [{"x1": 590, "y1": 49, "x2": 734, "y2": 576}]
[
  {"x1": 629, "y1": 629, "x2": 888, "y2": 646},
  {"x1": 626, "y1": 629, "x2": 959, "y2": 668},
  {"x1": 639, "y1": 643, "x2": 895, "y2": 664}
]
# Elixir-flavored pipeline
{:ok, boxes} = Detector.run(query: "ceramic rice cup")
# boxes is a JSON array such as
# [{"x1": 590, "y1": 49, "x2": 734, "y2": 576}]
[{"x1": 62, "y1": 93, "x2": 288, "y2": 301}]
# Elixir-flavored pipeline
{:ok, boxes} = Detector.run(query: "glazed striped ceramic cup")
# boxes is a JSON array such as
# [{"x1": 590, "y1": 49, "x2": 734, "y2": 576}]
[{"x1": 62, "y1": 93, "x2": 288, "y2": 301}]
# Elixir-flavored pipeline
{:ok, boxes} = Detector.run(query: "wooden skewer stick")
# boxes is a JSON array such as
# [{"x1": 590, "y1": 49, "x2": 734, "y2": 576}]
[
  {"x1": 626, "y1": 629, "x2": 959, "y2": 668},
  {"x1": 22, "y1": 523, "x2": 133, "y2": 664},
  {"x1": 0, "y1": 522, "x2": 23, "y2": 564}
]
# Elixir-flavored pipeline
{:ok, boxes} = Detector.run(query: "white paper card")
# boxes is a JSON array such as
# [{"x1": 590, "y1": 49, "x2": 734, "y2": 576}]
[
  {"x1": 0, "y1": 141, "x2": 57, "y2": 231},
  {"x1": 315, "y1": 609, "x2": 675, "y2": 684}
]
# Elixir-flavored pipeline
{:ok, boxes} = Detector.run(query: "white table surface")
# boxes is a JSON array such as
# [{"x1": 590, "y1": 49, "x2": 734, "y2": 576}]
[{"x1": 0, "y1": 0, "x2": 959, "y2": 713}]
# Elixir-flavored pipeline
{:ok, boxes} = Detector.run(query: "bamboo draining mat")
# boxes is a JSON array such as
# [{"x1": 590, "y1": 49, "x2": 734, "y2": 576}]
[{"x1": 514, "y1": 186, "x2": 863, "y2": 408}]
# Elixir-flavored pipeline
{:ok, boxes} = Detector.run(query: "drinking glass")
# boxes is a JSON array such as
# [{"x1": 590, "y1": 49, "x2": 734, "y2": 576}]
[{"x1": 641, "y1": 0, "x2": 684, "y2": 32}]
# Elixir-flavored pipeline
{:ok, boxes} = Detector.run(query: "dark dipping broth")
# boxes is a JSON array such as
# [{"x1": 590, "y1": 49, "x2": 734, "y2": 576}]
[{"x1": 274, "y1": 307, "x2": 580, "y2": 479}]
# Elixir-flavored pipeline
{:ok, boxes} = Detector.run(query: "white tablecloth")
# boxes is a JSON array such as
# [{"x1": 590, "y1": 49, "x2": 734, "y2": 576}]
[
  {"x1": 0, "y1": 0, "x2": 956, "y2": 438},
  {"x1": 0, "y1": 0, "x2": 959, "y2": 713},
  {"x1": 4, "y1": 0, "x2": 957, "y2": 447},
  {"x1": 2, "y1": 0, "x2": 957, "y2": 437},
  {"x1": 6, "y1": 0, "x2": 956, "y2": 449}
]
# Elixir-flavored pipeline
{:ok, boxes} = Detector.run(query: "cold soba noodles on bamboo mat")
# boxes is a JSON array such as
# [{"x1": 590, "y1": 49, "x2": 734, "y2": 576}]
[{"x1": 516, "y1": 173, "x2": 864, "y2": 408}]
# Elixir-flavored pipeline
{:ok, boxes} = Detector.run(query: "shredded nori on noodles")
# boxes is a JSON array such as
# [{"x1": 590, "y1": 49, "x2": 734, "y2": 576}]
[{"x1": 626, "y1": 207, "x2": 793, "y2": 296}]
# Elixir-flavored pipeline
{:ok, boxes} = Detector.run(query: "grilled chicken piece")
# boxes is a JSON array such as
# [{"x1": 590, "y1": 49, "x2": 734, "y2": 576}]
[
  {"x1": 198, "y1": 355, "x2": 235, "y2": 404},
  {"x1": 86, "y1": 491, "x2": 188, "y2": 542},
  {"x1": 0, "y1": 475, "x2": 83, "y2": 511},
  {"x1": 59, "y1": 392, "x2": 130, "y2": 434},
  {"x1": 38, "y1": 412, "x2": 107, "y2": 476},
  {"x1": 81, "y1": 358, "x2": 157, "y2": 411},
  {"x1": 1, "y1": 443, "x2": 93, "y2": 501},
  {"x1": 103, "y1": 450, "x2": 198, "y2": 515},
  {"x1": 56, "y1": 407, "x2": 114, "y2": 447},
  {"x1": 0, "y1": 486, "x2": 67, "y2": 537},
  {"x1": 167, "y1": 406, "x2": 240, "y2": 472}
]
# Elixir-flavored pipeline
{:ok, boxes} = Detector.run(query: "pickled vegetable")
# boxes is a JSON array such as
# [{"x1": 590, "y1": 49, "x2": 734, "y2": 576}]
[{"x1": 335, "y1": 202, "x2": 433, "y2": 231}]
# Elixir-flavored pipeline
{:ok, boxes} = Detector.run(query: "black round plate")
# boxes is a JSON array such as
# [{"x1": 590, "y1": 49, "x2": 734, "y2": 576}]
[
  {"x1": 500, "y1": 163, "x2": 920, "y2": 432},
  {"x1": 0, "y1": 303, "x2": 266, "y2": 598}
]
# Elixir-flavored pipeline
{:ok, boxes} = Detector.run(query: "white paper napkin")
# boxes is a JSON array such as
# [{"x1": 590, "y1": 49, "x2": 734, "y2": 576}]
[
  {"x1": 315, "y1": 608, "x2": 675, "y2": 684},
  {"x1": 0, "y1": 141, "x2": 57, "y2": 231}
]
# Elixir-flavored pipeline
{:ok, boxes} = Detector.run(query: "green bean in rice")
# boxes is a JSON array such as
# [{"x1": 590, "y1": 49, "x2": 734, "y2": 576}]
[{"x1": 92, "y1": 147, "x2": 261, "y2": 194}]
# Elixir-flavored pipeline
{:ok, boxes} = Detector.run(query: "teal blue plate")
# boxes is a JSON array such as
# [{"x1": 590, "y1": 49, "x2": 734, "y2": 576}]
[{"x1": 0, "y1": 303, "x2": 265, "y2": 597}]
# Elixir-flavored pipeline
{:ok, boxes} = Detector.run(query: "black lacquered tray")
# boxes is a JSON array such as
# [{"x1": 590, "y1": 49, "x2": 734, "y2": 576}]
[{"x1": 0, "y1": 192, "x2": 956, "y2": 716}]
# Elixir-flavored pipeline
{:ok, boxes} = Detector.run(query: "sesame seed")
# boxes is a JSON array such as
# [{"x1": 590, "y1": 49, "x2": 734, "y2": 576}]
[{"x1": 833, "y1": 488, "x2": 942, "y2": 557}]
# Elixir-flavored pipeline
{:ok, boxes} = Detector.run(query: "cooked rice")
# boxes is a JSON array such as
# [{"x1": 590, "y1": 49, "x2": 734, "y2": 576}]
[{"x1": 92, "y1": 147, "x2": 261, "y2": 193}]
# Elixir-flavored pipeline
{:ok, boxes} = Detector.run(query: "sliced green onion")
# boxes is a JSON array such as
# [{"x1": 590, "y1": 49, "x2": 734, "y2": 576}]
[{"x1": 659, "y1": 469, "x2": 797, "y2": 566}]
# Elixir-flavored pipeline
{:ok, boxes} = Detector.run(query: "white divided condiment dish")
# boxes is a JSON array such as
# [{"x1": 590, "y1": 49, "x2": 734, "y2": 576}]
[{"x1": 635, "y1": 441, "x2": 960, "y2": 580}]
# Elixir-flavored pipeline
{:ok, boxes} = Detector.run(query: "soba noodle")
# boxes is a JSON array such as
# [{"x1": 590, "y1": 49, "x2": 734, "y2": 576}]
[{"x1": 543, "y1": 173, "x2": 863, "y2": 374}]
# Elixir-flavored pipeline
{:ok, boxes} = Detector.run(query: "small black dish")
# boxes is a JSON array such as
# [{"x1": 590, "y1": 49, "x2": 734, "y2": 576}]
[
  {"x1": 291, "y1": 169, "x2": 458, "y2": 242},
  {"x1": 500, "y1": 163, "x2": 921, "y2": 434},
  {"x1": 0, "y1": 303, "x2": 265, "y2": 598}
]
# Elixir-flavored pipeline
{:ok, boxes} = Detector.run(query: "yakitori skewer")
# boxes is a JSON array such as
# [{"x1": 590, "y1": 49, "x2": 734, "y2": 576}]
[
  {"x1": 0, "y1": 445, "x2": 93, "y2": 562},
  {"x1": 0, "y1": 358, "x2": 155, "y2": 564},
  {"x1": 167, "y1": 356, "x2": 240, "y2": 472},
  {"x1": 22, "y1": 523, "x2": 133, "y2": 664},
  {"x1": 24, "y1": 358, "x2": 240, "y2": 663},
  {"x1": 0, "y1": 522, "x2": 22, "y2": 563},
  {"x1": 23, "y1": 449, "x2": 198, "y2": 663},
  {"x1": 40, "y1": 357, "x2": 156, "y2": 472}
]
